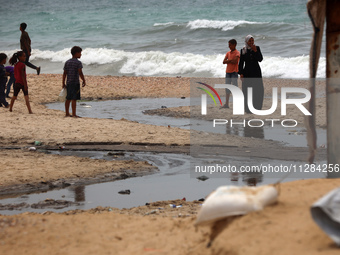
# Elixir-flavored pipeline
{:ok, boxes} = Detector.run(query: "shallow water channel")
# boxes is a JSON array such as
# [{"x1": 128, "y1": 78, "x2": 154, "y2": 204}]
[
  {"x1": 0, "y1": 150, "x2": 325, "y2": 215},
  {"x1": 0, "y1": 98, "x2": 327, "y2": 215},
  {"x1": 47, "y1": 97, "x2": 326, "y2": 147}
]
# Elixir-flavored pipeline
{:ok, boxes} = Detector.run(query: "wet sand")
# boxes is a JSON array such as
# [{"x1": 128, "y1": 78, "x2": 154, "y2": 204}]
[{"x1": 0, "y1": 74, "x2": 339, "y2": 255}]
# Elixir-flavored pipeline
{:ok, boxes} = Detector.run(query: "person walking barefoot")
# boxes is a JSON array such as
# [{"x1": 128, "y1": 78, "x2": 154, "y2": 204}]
[{"x1": 8, "y1": 51, "x2": 33, "y2": 114}]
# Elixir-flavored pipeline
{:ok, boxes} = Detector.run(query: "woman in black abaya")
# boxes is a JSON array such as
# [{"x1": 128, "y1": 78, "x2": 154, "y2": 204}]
[{"x1": 238, "y1": 35, "x2": 264, "y2": 113}]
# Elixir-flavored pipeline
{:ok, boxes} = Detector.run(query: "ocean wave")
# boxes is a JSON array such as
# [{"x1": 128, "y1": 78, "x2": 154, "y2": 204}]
[
  {"x1": 186, "y1": 19, "x2": 266, "y2": 31},
  {"x1": 153, "y1": 22, "x2": 175, "y2": 27},
  {"x1": 3, "y1": 48, "x2": 326, "y2": 78},
  {"x1": 261, "y1": 56, "x2": 326, "y2": 79}
]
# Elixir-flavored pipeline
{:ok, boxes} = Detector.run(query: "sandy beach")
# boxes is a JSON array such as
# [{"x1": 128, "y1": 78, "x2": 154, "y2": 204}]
[{"x1": 0, "y1": 74, "x2": 339, "y2": 254}]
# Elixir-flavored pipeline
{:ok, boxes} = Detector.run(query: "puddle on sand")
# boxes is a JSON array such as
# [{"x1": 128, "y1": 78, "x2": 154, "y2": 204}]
[
  {"x1": 192, "y1": 120, "x2": 327, "y2": 147},
  {"x1": 47, "y1": 98, "x2": 326, "y2": 147},
  {"x1": 48, "y1": 97, "x2": 191, "y2": 129},
  {"x1": 0, "y1": 151, "x2": 325, "y2": 215}
]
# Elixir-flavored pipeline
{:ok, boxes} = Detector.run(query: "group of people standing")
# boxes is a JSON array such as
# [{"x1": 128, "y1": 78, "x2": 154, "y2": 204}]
[
  {"x1": 1, "y1": 23, "x2": 86, "y2": 117},
  {"x1": 2, "y1": 25, "x2": 261, "y2": 116},
  {"x1": 0, "y1": 23, "x2": 41, "y2": 113},
  {"x1": 222, "y1": 34, "x2": 264, "y2": 113}
]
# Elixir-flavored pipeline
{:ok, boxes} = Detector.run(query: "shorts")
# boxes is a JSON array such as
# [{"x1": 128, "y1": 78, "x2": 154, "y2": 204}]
[
  {"x1": 13, "y1": 83, "x2": 28, "y2": 96},
  {"x1": 225, "y1": 72, "x2": 238, "y2": 94},
  {"x1": 66, "y1": 83, "x2": 81, "y2": 100}
]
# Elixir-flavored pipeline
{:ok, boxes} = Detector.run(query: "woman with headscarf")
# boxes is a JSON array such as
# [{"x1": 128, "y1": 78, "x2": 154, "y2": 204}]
[{"x1": 238, "y1": 35, "x2": 263, "y2": 113}]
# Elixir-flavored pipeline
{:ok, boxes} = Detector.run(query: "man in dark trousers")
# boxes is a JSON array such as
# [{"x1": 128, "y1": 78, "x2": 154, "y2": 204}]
[{"x1": 20, "y1": 23, "x2": 41, "y2": 75}]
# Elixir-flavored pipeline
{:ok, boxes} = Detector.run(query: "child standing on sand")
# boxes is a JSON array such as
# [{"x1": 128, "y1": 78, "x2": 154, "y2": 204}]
[
  {"x1": 9, "y1": 51, "x2": 33, "y2": 114},
  {"x1": 222, "y1": 39, "x2": 240, "y2": 108},
  {"x1": 62, "y1": 46, "x2": 86, "y2": 117},
  {"x1": 0, "y1": 53, "x2": 9, "y2": 108}
]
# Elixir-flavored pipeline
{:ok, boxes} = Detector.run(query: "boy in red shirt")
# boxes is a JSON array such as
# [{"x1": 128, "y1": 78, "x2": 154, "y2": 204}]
[{"x1": 222, "y1": 39, "x2": 240, "y2": 108}]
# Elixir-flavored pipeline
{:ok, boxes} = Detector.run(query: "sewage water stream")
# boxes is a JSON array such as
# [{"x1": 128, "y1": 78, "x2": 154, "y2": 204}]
[
  {"x1": 0, "y1": 98, "x2": 327, "y2": 215},
  {"x1": 0, "y1": 150, "x2": 325, "y2": 215},
  {"x1": 47, "y1": 97, "x2": 326, "y2": 147}
]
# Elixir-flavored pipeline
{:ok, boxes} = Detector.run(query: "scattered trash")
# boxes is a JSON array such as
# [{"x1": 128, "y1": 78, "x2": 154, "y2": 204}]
[
  {"x1": 118, "y1": 189, "x2": 131, "y2": 195},
  {"x1": 197, "y1": 175, "x2": 209, "y2": 181},
  {"x1": 161, "y1": 106, "x2": 167, "y2": 109},
  {"x1": 58, "y1": 146, "x2": 65, "y2": 150},
  {"x1": 195, "y1": 184, "x2": 279, "y2": 247},
  {"x1": 195, "y1": 184, "x2": 279, "y2": 226},
  {"x1": 182, "y1": 197, "x2": 186, "y2": 201},
  {"x1": 58, "y1": 88, "x2": 67, "y2": 102},
  {"x1": 169, "y1": 204, "x2": 182, "y2": 208},
  {"x1": 198, "y1": 198, "x2": 205, "y2": 202},
  {"x1": 34, "y1": 141, "x2": 42, "y2": 146},
  {"x1": 181, "y1": 97, "x2": 186, "y2": 99},
  {"x1": 28, "y1": 147, "x2": 36, "y2": 151},
  {"x1": 311, "y1": 187, "x2": 340, "y2": 246}
]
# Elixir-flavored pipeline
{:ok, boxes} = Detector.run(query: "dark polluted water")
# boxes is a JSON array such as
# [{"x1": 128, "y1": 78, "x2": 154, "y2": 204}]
[
  {"x1": 0, "y1": 150, "x2": 325, "y2": 215},
  {"x1": 46, "y1": 97, "x2": 327, "y2": 147},
  {"x1": 0, "y1": 98, "x2": 327, "y2": 215}
]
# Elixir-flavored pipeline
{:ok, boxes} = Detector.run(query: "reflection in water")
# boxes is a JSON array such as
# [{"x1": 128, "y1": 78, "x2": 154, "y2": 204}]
[
  {"x1": 229, "y1": 171, "x2": 263, "y2": 186},
  {"x1": 242, "y1": 172, "x2": 263, "y2": 186},
  {"x1": 244, "y1": 126, "x2": 264, "y2": 139},
  {"x1": 73, "y1": 186, "x2": 85, "y2": 202},
  {"x1": 225, "y1": 125, "x2": 264, "y2": 139},
  {"x1": 226, "y1": 125, "x2": 240, "y2": 136},
  {"x1": 230, "y1": 172, "x2": 239, "y2": 182}
]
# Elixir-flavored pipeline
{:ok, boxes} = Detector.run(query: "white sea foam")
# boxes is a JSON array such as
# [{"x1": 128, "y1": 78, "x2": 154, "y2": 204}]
[
  {"x1": 261, "y1": 56, "x2": 326, "y2": 79},
  {"x1": 186, "y1": 19, "x2": 265, "y2": 31},
  {"x1": 3, "y1": 48, "x2": 326, "y2": 78},
  {"x1": 153, "y1": 22, "x2": 175, "y2": 27}
]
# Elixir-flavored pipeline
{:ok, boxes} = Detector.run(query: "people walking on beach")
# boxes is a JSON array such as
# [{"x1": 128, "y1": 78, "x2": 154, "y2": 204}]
[
  {"x1": 0, "y1": 53, "x2": 10, "y2": 108},
  {"x1": 62, "y1": 46, "x2": 86, "y2": 118},
  {"x1": 8, "y1": 51, "x2": 33, "y2": 114},
  {"x1": 20, "y1": 23, "x2": 41, "y2": 75},
  {"x1": 5, "y1": 66, "x2": 15, "y2": 98},
  {"x1": 238, "y1": 35, "x2": 264, "y2": 113},
  {"x1": 222, "y1": 39, "x2": 240, "y2": 108}
]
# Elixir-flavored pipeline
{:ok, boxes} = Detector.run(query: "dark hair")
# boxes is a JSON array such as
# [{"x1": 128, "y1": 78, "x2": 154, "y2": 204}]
[
  {"x1": 71, "y1": 46, "x2": 82, "y2": 56},
  {"x1": 0, "y1": 53, "x2": 7, "y2": 62},
  {"x1": 229, "y1": 39, "x2": 237, "y2": 45},
  {"x1": 9, "y1": 51, "x2": 25, "y2": 66},
  {"x1": 20, "y1": 23, "x2": 27, "y2": 31}
]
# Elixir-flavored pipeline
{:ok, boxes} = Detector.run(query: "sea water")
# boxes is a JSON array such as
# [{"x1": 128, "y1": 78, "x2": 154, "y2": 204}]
[{"x1": 0, "y1": 0, "x2": 325, "y2": 78}]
